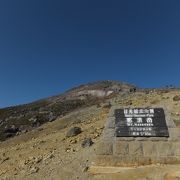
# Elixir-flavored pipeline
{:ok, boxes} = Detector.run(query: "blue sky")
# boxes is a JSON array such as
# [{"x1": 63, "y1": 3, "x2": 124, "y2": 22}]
[{"x1": 0, "y1": 0, "x2": 180, "y2": 107}]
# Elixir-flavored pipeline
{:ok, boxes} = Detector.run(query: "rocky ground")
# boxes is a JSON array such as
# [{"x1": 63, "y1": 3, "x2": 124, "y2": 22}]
[
  {"x1": 0, "y1": 88, "x2": 180, "y2": 180},
  {"x1": 0, "y1": 80, "x2": 135, "y2": 142}
]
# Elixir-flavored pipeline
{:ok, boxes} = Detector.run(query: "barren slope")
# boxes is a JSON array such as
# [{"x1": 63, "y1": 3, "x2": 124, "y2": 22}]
[{"x1": 0, "y1": 89, "x2": 180, "y2": 180}]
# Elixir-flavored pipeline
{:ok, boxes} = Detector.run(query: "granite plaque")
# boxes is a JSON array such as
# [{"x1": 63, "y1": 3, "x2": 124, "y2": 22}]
[{"x1": 115, "y1": 108, "x2": 169, "y2": 137}]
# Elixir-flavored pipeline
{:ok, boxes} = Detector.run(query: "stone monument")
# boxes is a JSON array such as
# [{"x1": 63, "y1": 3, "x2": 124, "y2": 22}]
[{"x1": 90, "y1": 106, "x2": 180, "y2": 173}]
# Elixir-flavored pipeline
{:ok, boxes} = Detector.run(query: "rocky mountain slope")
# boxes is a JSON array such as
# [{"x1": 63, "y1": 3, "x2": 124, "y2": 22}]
[
  {"x1": 0, "y1": 81, "x2": 136, "y2": 141},
  {"x1": 0, "y1": 80, "x2": 180, "y2": 179}
]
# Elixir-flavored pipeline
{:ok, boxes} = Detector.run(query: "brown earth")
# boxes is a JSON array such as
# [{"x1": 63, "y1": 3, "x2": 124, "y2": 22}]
[{"x1": 0, "y1": 90, "x2": 180, "y2": 180}]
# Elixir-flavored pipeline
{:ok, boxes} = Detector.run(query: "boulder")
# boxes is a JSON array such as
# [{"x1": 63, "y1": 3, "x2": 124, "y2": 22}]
[
  {"x1": 81, "y1": 138, "x2": 93, "y2": 148},
  {"x1": 48, "y1": 112, "x2": 57, "y2": 122},
  {"x1": 29, "y1": 166, "x2": 39, "y2": 174},
  {"x1": 4, "y1": 125, "x2": 19, "y2": 134},
  {"x1": 66, "y1": 127, "x2": 82, "y2": 138},
  {"x1": 173, "y1": 95, "x2": 180, "y2": 101}
]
